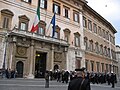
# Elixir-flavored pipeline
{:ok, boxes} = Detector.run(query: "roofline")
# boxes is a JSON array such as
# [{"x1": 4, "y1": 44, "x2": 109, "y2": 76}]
[{"x1": 83, "y1": 4, "x2": 117, "y2": 34}]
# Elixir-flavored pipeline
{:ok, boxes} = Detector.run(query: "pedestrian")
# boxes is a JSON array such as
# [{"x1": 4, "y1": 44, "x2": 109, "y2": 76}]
[
  {"x1": 110, "y1": 72, "x2": 115, "y2": 88},
  {"x1": 45, "y1": 70, "x2": 49, "y2": 88},
  {"x1": 68, "y1": 67, "x2": 91, "y2": 90}
]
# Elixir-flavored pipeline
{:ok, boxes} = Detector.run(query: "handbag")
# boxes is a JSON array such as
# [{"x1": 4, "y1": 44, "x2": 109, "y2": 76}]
[{"x1": 79, "y1": 79, "x2": 85, "y2": 90}]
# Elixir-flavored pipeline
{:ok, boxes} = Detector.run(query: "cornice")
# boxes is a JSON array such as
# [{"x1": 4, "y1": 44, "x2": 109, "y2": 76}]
[{"x1": 83, "y1": 3, "x2": 117, "y2": 34}]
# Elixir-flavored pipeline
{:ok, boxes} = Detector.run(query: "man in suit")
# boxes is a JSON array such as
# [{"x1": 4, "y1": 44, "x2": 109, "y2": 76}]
[{"x1": 68, "y1": 67, "x2": 91, "y2": 90}]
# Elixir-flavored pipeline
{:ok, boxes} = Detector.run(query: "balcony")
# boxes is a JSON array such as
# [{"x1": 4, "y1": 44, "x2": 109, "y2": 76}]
[{"x1": 4, "y1": 29, "x2": 69, "y2": 47}]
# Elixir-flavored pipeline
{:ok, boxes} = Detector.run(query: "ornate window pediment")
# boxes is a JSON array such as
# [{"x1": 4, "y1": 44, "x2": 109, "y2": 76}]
[
  {"x1": 18, "y1": 15, "x2": 29, "y2": 31},
  {"x1": 1, "y1": 9, "x2": 14, "y2": 29}
]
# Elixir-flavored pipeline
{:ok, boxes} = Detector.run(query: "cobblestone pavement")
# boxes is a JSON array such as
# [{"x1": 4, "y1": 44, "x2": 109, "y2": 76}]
[{"x1": 0, "y1": 78, "x2": 120, "y2": 90}]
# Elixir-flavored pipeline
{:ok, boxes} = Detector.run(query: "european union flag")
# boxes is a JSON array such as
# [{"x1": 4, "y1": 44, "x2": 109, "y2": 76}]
[{"x1": 51, "y1": 14, "x2": 56, "y2": 38}]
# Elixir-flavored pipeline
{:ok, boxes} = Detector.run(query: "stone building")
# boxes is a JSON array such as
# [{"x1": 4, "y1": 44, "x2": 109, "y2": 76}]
[
  {"x1": 116, "y1": 45, "x2": 120, "y2": 79},
  {"x1": 83, "y1": 3, "x2": 118, "y2": 73},
  {"x1": 0, "y1": 0, "x2": 86, "y2": 78},
  {"x1": 0, "y1": 0, "x2": 118, "y2": 79}
]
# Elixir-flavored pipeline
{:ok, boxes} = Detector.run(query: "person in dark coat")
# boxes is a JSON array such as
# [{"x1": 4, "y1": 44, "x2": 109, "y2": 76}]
[
  {"x1": 110, "y1": 72, "x2": 115, "y2": 88},
  {"x1": 68, "y1": 67, "x2": 91, "y2": 90},
  {"x1": 45, "y1": 70, "x2": 49, "y2": 88}
]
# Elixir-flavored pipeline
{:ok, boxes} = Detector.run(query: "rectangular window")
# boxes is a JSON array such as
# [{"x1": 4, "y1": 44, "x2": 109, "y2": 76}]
[
  {"x1": 89, "y1": 41, "x2": 93, "y2": 52},
  {"x1": 39, "y1": 0, "x2": 47, "y2": 9},
  {"x1": 102, "y1": 29, "x2": 105, "y2": 38},
  {"x1": 53, "y1": 3, "x2": 60, "y2": 14},
  {"x1": 108, "y1": 48, "x2": 110, "y2": 57},
  {"x1": 98, "y1": 26, "x2": 101, "y2": 36},
  {"x1": 106, "y1": 64, "x2": 108, "y2": 72},
  {"x1": 106, "y1": 31, "x2": 109, "y2": 40},
  {"x1": 83, "y1": 16, "x2": 87, "y2": 28},
  {"x1": 63, "y1": 7, "x2": 70, "y2": 19},
  {"x1": 93, "y1": 23, "x2": 97, "y2": 34},
  {"x1": 22, "y1": 0, "x2": 31, "y2": 3},
  {"x1": 88, "y1": 20, "x2": 92, "y2": 31},
  {"x1": 3, "y1": 17, "x2": 9, "y2": 29},
  {"x1": 85, "y1": 60, "x2": 88, "y2": 71},
  {"x1": 96, "y1": 62, "x2": 100, "y2": 72},
  {"x1": 101, "y1": 63, "x2": 104, "y2": 72},
  {"x1": 54, "y1": 31, "x2": 58, "y2": 38},
  {"x1": 104, "y1": 47, "x2": 107, "y2": 56},
  {"x1": 20, "y1": 22, "x2": 26, "y2": 30},
  {"x1": 38, "y1": 27, "x2": 44, "y2": 35},
  {"x1": 91, "y1": 61, "x2": 94, "y2": 71},
  {"x1": 65, "y1": 35, "x2": 69, "y2": 42},
  {"x1": 73, "y1": 11, "x2": 79, "y2": 23},
  {"x1": 95, "y1": 43, "x2": 99, "y2": 53},
  {"x1": 100, "y1": 45, "x2": 103, "y2": 55},
  {"x1": 75, "y1": 36, "x2": 80, "y2": 47}
]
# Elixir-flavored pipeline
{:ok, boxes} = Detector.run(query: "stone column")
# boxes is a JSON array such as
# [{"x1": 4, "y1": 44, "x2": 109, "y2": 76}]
[
  {"x1": 51, "y1": 44, "x2": 54, "y2": 70},
  {"x1": 27, "y1": 40, "x2": 34, "y2": 79},
  {"x1": 11, "y1": 36, "x2": 17, "y2": 70}
]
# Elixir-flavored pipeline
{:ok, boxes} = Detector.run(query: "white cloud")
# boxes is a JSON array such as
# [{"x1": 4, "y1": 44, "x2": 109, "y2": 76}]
[
  {"x1": 87, "y1": 0, "x2": 120, "y2": 22},
  {"x1": 87, "y1": 0, "x2": 120, "y2": 45}
]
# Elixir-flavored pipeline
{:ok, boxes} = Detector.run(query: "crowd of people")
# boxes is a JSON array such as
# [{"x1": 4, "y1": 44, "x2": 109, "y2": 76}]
[
  {"x1": 1, "y1": 68, "x2": 16, "y2": 79},
  {"x1": 47, "y1": 69, "x2": 117, "y2": 88}
]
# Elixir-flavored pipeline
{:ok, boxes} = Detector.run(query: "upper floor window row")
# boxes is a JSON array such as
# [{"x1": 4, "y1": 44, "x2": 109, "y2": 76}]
[
  {"x1": 21, "y1": 0, "x2": 79, "y2": 23},
  {"x1": 83, "y1": 16, "x2": 114, "y2": 42}
]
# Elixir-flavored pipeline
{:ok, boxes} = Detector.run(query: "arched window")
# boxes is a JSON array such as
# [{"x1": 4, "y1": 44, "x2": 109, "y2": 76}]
[{"x1": 1, "y1": 9, "x2": 14, "y2": 29}]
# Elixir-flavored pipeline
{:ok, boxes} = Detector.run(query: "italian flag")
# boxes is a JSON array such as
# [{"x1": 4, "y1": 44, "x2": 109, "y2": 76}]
[{"x1": 31, "y1": 6, "x2": 40, "y2": 32}]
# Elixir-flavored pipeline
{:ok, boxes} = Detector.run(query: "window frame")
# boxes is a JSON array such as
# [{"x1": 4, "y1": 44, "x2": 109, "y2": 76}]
[
  {"x1": 74, "y1": 33, "x2": 80, "y2": 47},
  {"x1": 83, "y1": 16, "x2": 87, "y2": 28},
  {"x1": 22, "y1": 0, "x2": 31, "y2": 3},
  {"x1": 93, "y1": 23, "x2": 97, "y2": 34},
  {"x1": 53, "y1": 3, "x2": 60, "y2": 15},
  {"x1": 39, "y1": 0, "x2": 47, "y2": 9},
  {"x1": 73, "y1": 11, "x2": 79, "y2": 23},
  {"x1": 88, "y1": 20, "x2": 92, "y2": 31}
]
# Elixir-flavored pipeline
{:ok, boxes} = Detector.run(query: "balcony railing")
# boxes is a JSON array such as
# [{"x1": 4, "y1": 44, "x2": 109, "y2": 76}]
[{"x1": 4, "y1": 29, "x2": 69, "y2": 46}]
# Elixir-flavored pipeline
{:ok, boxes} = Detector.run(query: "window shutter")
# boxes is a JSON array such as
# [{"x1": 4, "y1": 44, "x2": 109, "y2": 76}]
[
  {"x1": 3, "y1": 17, "x2": 6, "y2": 28},
  {"x1": 68, "y1": 10, "x2": 70, "y2": 19},
  {"x1": 58, "y1": 5, "x2": 60, "y2": 15},
  {"x1": 44, "y1": 0, "x2": 47, "y2": 9},
  {"x1": 6, "y1": 18, "x2": 9, "y2": 28},
  {"x1": 53, "y1": 4, "x2": 55, "y2": 13},
  {"x1": 77, "y1": 13, "x2": 79, "y2": 23},
  {"x1": 63, "y1": 8, "x2": 65, "y2": 16}
]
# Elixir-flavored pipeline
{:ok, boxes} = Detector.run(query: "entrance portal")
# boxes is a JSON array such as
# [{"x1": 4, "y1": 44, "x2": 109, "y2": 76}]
[
  {"x1": 16, "y1": 61, "x2": 24, "y2": 78},
  {"x1": 35, "y1": 52, "x2": 47, "y2": 78}
]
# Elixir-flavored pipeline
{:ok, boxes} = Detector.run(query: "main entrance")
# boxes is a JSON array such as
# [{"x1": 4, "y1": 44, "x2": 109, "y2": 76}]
[{"x1": 35, "y1": 52, "x2": 47, "y2": 78}]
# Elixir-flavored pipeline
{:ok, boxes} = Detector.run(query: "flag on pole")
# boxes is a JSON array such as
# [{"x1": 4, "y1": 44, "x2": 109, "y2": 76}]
[
  {"x1": 31, "y1": 6, "x2": 40, "y2": 32},
  {"x1": 51, "y1": 13, "x2": 56, "y2": 38}
]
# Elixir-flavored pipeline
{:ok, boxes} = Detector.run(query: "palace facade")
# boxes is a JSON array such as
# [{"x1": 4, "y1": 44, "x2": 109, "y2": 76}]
[{"x1": 0, "y1": 0, "x2": 118, "y2": 78}]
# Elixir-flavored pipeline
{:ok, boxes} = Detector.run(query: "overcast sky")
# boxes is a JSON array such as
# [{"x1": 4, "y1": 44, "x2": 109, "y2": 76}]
[{"x1": 87, "y1": 0, "x2": 120, "y2": 45}]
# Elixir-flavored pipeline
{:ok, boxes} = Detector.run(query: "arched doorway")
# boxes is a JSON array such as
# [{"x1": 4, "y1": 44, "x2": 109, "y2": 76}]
[
  {"x1": 16, "y1": 61, "x2": 24, "y2": 78},
  {"x1": 54, "y1": 64, "x2": 59, "y2": 70}
]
